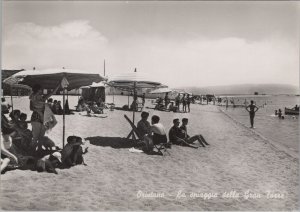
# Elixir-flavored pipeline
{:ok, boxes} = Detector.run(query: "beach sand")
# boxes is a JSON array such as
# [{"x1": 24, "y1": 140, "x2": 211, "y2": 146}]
[{"x1": 0, "y1": 96, "x2": 298, "y2": 210}]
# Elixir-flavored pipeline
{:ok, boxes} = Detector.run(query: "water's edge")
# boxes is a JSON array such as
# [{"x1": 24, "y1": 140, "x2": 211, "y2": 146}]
[{"x1": 218, "y1": 107, "x2": 299, "y2": 160}]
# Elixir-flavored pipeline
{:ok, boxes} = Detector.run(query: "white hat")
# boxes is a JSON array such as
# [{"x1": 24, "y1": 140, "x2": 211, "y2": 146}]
[{"x1": 52, "y1": 152, "x2": 62, "y2": 163}]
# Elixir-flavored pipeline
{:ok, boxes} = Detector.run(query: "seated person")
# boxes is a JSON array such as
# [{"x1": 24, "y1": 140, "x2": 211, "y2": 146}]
[
  {"x1": 1, "y1": 132, "x2": 18, "y2": 173},
  {"x1": 1, "y1": 97, "x2": 11, "y2": 114},
  {"x1": 150, "y1": 115, "x2": 168, "y2": 146},
  {"x1": 179, "y1": 118, "x2": 209, "y2": 147},
  {"x1": 47, "y1": 98, "x2": 53, "y2": 109},
  {"x1": 138, "y1": 115, "x2": 169, "y2": 153},
  {"x1": 62, "y1": 136, "x2": 87, "y2": 167},
  {"x1": 130, "y1": 97, "x2": 139, "y2": 111},
  {"x1": 36, "y1": 151, "x2": 62, "y2": 174},
  {"x1": 56, "y1": 101, "x2": 63, "y2": 115},
  {"x1": 18, "y1": 113, "x2": 33, "y2": 148},
  {"x1": 169, "y1": 119, "x2": 198, "y2": 148},
  {"x1": 137, "y1": 111, "x2": 151, "y2": 137},
  {"x1": 90, "y1": 102, "x2": 103, "y2": 114},
  {"x1": 52, "y1": 100, "x2": 58, "y2": 114}
]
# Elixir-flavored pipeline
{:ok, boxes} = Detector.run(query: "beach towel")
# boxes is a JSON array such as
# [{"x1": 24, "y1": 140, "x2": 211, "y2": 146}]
[
  {"x1": 43, "y1": 104, "x2": 57, "y2": 131},
  {"x1": 129, "y1": 147, "x2": 143, "y2": 153}
]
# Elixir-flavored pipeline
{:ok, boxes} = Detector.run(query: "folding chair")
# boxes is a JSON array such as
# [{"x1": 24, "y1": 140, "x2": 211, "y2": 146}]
[{"x1": 124, "y1": 115, "x2": 170, "y2": 155}]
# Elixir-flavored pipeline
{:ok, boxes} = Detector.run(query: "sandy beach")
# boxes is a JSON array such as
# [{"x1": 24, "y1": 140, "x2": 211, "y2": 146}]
[{"x1": 0, "y1": 96, "x2": 298, "y2": 211}]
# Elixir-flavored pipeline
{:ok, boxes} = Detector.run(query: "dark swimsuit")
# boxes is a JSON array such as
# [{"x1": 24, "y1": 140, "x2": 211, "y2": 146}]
[{"x1": 152, "y1": 133, "x2": 167, "y2": 145}]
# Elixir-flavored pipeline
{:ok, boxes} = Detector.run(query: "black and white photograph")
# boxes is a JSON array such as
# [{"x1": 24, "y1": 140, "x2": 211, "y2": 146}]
[{"x1": 1, "y1": 0, "x2": 299, "y2": 211}]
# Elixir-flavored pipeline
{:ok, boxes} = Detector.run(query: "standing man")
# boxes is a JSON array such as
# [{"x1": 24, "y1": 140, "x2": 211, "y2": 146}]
[
  {"x1": 186, "y1": 94, "x2": 191, "y2": 113},
  {"x1": 182, "y1": 94, "x2": 187, "y2": 112},
  {"x1": 175, "y1": 94, "x2": 181, "y2": 112},
  {"x1": 141, "y1": 93, "x2": 145, "y2": 106},
  {"x1": 246, "y1": 100, "x2": 259, "y2": 128},
  {"x1": 164, "y1": 93, "x2": 170, "y2": 108}
]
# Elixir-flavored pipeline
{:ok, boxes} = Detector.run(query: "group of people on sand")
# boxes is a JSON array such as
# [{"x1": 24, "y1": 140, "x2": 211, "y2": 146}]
[
  {"x1": 136, "y1": 111, "x2": 209, "y2": 154},
  {"x1": 175, "y1": 93, "x2": 192, "y2": 113},
  {"x1": 154, "y1": 93, "x2": 193, "y2": 113},
  {"x1": 47, "y1": 98, "x2": 64, "y2": 115},
  {"x1": 1, "y1": 83, "x2": 87, "y2": 174},
  {"x1": 77, "y1": 97, "x2": 105, "y2": 115}
]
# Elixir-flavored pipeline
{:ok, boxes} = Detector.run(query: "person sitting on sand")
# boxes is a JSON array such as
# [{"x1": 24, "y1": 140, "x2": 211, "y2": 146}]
[
  {"x1": 56, "y1": 101, "x2": 63, "y2": 115},
  {"x1": 47, "y1": 98, "x2": 54, "y2": 109},
  {"x1": 18, "y1": 113, "x2": 33, "y2": 148},
  {"x1": 61, "y1": 136, "x2": 88, "y2": 167},
  {"x1": 169, "y1": 119, "x2": 198, "y2": 148},
  {"x1": 245, "y1": 100, "x2": 259, "y2": 128},
  {"x1": 130, "y1": 96, "x2": 139, "y2": 111},
  {"x1": 1, "y1": 97, "x2": 11, "y2": 114},
  {"x1": 36, "y1": 151, "x2": 62, "y2": 174},
  {"x1": 90, "y1": 102, "x2": 103, "y2": 114},
  {"x1": 179, "y1": 118, "x2": 209, "y2": 147},
  {"x1": 1, "y1": 132, "x2": 18, "y2": 173}
]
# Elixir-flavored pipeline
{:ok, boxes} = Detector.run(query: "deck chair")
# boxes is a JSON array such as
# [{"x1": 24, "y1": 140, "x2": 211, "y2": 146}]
[{"x1": 124, "y1": 115, "x2": 170, "y2": 155}]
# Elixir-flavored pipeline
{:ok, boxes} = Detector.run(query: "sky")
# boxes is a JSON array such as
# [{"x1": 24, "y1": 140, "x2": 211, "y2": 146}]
[{"x1": 2, "y1": 1, "x2": 299, "y2": 88}]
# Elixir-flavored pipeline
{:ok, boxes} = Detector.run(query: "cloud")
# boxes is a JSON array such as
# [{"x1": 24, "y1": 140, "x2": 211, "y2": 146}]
[
  {"x1": 107, "y1": 36, "x2": 298, "y2": 87},
  {"x1": 3, "y1": 20, "x2": 108, "y2": 71},
  {"x1": 3, "y1": 20, "x2": 298, "y2": 87}
]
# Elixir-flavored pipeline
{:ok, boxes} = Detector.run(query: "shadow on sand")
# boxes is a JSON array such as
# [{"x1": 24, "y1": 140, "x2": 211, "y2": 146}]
[{"x1": 85, "y1": 136, "x2": 136, "y2": 149}]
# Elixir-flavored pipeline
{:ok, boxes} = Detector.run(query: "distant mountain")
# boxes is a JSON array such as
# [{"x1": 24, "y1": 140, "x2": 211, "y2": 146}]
[{"x1": 175, "y1": 84, "x2": 299, "y2": 95}]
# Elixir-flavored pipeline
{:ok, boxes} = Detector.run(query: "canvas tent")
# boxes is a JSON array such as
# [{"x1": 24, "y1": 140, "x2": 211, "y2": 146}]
[{"x1": 80, "y1": 82, "x2": 106, "y2": 103}]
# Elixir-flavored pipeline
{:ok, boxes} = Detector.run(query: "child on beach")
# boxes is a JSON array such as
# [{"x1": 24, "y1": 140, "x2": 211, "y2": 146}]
[
  {"x1": 62, "y1": 136, "x2": 88, "y2": 167},
  {"x1": 36, "y1": 151, "x2": 62, "y2": 174}
]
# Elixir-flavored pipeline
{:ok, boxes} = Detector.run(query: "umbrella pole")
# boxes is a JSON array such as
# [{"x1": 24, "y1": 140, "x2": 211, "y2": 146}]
[
  {"x1": 128, "y1": 92, "x2": 130, "y2": 107},
  {"x1": 10, "y1": 86, "x2": 13, "y2": 111},
  {"x1": 113, "y1": 88, "x2": 114, "y2": 104},
  {"x1": 133, "y1": 82, "x2": 136, "y2": 124},
  {"x1": 63, "y1": 88, "x2": 65, "y2": 148}
]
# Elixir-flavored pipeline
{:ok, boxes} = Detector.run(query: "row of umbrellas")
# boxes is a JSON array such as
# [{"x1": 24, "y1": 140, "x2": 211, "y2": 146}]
[{"x1": 2, "y1": 68, "x2": 169, "y2": 146}]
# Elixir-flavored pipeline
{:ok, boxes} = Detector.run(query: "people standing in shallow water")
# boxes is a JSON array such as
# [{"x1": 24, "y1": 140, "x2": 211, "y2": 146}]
[{"x1": 246, "y1": 100, "x2": 259, "y2": 128}]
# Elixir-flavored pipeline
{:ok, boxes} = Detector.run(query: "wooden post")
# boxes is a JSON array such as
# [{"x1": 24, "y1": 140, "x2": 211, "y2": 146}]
[{"x1": 63, "y1": 88, "x2": 65, "y2": 148}]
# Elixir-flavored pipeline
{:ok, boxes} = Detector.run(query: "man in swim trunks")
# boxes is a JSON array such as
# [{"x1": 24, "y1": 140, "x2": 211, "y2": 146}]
[
  {"x1": 246, "y1": 100, "x2": 259, "y2": 128},
  {"x1": 169, "y1": 119, "x2": 198, "y2": 148}
]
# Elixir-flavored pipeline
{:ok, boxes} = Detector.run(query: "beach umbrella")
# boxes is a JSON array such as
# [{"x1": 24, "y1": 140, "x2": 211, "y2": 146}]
[
  {"x1": 4, "y1": 68, "x2": 106, "y2": 147},
  {"x1": 2, "y1": 83, "x2": 32, "y2": 111},
  {"x1": 108, "y1": 69, "x2": 163, "y2": 139},
  {"x1": 4, "y1": 68, "x2": 105, "y2": 90},
  {"x1": 149, "y1": 87, "x2": 173, "y2": 94}
]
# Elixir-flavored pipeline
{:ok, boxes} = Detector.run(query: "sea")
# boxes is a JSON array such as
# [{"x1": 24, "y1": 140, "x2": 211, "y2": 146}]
[{"x1": 217, "y1": 94, "x2": 300, "y2": 158}]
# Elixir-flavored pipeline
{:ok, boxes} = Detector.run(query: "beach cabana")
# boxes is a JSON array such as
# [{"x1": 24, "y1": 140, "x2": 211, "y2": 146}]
[
  {"x1": 80, "y1": 82, "x2": 106, "y2": 103},
  {"x1": 4, "y1": 68, "x2": 106, "y2": 147}
]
